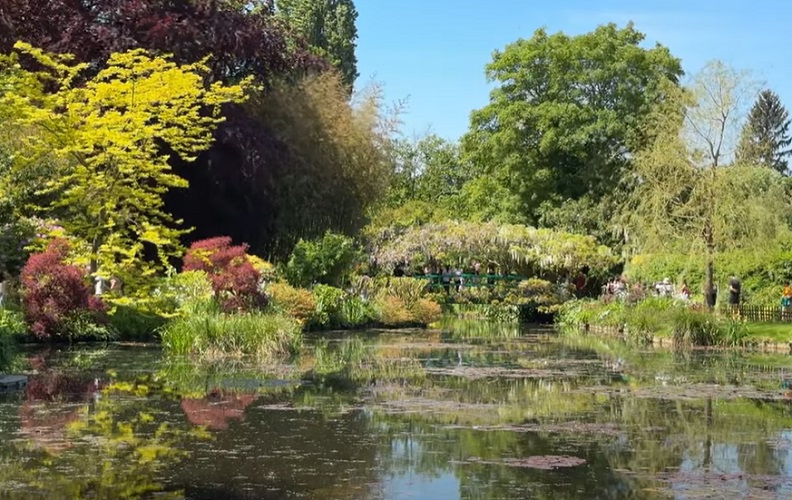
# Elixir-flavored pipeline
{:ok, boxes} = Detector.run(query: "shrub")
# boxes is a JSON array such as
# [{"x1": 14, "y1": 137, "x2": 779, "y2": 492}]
[
  {"x1": 20, "y1": 239, "x2": 105, "y2": 340},
  {"x1": 285, "y1": 232, "x2": 361, "y2": 288},
  {"x1": 366, "y1": 277, "x2": 426, "y2": 307},
  {"x1": 149, "y1": 270, "x2": 216, "y2": 316},
  {"x1": 0, "y1": 309, "x2": 25, "y2": 338},
  {"x1": 375, "y1": 295, "x2": 413, "y2": 326},
  {"x1": 267, "y1": 282, "x2": 316, "y2": 323},
  {"x1": 183, "y1": 237, "x2": 266, "y2": 312},
  {"x1": 338, "y1": 295, "x2": 375, "y2": 328},
  {"x1": 159, "y1": 311, "x2": 301, "y2": 359},
  {"x1": 410, "y1": 298, "x2": 442, "y2": 325},
  {"x1": 311, "y1": 284, "x2": 346, "y2": 328}
]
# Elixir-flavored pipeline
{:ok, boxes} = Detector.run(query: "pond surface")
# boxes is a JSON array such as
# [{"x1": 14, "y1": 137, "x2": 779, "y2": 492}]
[{"x1": 3, "y1": 319, "x2": 792, "y2": 499}]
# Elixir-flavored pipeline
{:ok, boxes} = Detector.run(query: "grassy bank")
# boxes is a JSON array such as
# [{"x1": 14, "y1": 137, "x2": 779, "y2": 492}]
[{"x1": 556, "y1": 298, "x2": 792, "y2": 347}]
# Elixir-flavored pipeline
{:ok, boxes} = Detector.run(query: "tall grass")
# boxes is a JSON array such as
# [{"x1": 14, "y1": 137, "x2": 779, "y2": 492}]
[
  {"x1": 558, "y1": 298, "x2": 750, "y2": 347},
  {"x1": 159, "y1": 311, "x2": 302, "y2": 359}
]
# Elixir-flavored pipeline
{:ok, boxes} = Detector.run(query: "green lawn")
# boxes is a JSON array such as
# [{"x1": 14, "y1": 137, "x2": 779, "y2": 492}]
[{"x1": 745, "y1": 322, "x2": 792, "y2": 343}]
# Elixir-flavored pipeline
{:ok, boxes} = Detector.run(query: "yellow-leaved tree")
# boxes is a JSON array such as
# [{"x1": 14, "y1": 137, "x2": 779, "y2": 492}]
[{"x1": 0, "y1": 42, "x2": 249, "y2": 289}]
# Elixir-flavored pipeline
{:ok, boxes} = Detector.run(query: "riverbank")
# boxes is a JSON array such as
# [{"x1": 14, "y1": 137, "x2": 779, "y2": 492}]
[{"x1": 559, "y1": 298, "x2": 792, "y2": 351}]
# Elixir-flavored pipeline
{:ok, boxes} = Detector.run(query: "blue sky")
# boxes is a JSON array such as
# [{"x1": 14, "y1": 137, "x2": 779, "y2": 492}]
[{"x1": 354, "y1": 0, "x2": 792, "y2": 141}]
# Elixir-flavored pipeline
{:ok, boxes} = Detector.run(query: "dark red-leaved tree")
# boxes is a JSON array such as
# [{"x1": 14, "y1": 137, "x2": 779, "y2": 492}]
[
  {"x1": 183, "y1": 237, "x2": 267, "y2": 312},
  {"x1": 20, "y1": 240, "x2": 105, "y2": 340},
  {"x1": 0, "y1": 0, "x2": 328, "y2": 256}
]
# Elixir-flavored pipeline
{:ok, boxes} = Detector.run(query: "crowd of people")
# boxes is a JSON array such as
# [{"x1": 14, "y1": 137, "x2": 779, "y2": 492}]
[{"x1": 602, "y1": 276, "x2": 692, "y2": 302}]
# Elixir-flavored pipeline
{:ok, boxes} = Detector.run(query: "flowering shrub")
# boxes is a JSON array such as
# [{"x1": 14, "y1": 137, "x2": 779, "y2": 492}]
[
  {"x1": 183, "y1": 237, "x2": 267, "y2": 312},
  {"x1": 20, "y1": 239, "x2": 105, "y2": 339}
]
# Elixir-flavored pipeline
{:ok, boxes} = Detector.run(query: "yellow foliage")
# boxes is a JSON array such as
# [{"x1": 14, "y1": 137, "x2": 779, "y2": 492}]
[
  {"x1": 268, "y1": 282, "x2": 315, "y2": 322},
  {"x1": 0, "y1": 43, "x2": 250, "y2": 288},
  {"x1": 375, "y1": 295, "x2": 413, "y2": 326},
  {"x1": 409, "y1": 298, "x2": 442, "y2": 325}
]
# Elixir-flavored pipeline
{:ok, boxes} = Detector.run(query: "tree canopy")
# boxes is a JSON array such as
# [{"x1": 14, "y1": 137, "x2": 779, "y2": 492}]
[
  {"x1": 626, "y1": 61, "x2": 790, "y2": 301},
  {"x1": 736, "y1": 89, "x2": 792, "y2": 174},
  {"x1": 276, "y1": 0, "x2": 359, "y2": 90},
  {"x1": 460, "y1": 23, "x2": 683, "y2": 229}
]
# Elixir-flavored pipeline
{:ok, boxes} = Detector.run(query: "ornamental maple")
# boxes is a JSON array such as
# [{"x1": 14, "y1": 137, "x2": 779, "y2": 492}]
[{"x1": 183, "y1": 237, "x2": 267, "y2": 312}]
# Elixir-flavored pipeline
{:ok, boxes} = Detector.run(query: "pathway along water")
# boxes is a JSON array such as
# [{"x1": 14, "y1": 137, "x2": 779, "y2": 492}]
[{"x1": 1, "y1": 320, "x2": 792, "y2": 498}]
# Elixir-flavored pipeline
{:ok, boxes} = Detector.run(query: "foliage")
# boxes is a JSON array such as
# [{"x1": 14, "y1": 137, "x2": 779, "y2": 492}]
[
  {"x1": 383, "y1": 135, "x2": 472, "y2": 209},
  {"x1": 410, "y1": 298, "x2": 442, "y2": 325},
  {"x1": 626, "y1": 62, "x2": 789, "y2": 301},
  {"x1": 374, "y1": 295, "x2": 413, "y2": 327},
  {"x1": 276, "y1": 0, "x2": 359, "y2": 89},
  {"x1": 460, "y1": 23, "x2": 682, "y2": 227},
  {"x1": 0, "y1": 0, "x2": 331, "y2": 260},
  {"x1": 338, "y1": 295, "x2": 375, "y2": 328},
  {"x1": 626, "y1": 246, "x2": 792, "y2": 305},
  {"x1": 736, "y1": 89, "x2": 792, "y2": 174},
  {"x1": 311, "y1": 284, "x2": 346, "y2": 328},
  {"x1": 267, "y1": 282, "x2": 316, "y2": 323},
  {"x1": 557, "y1": 298, "x2": 750, "y2": 347},
  {"x1": 0, "y1": 308, "x2": 25, "y2": 338},
  {"x1": 0, "y1": 43, "x2": 249, "y2": 286},
  {"x1": 108, "y1": 306, "x2": 167, "y2": 341},
  {"x1": 373, "y1": 220, "x2": 615, "y2": 277},
  {"x1": 20, "y1": 239, "x2": 105, "y2": 340},
  {"x1": 0, "y1": 203, "x2": 35, "y2": 276},
  {"x1": 159, "y1": 311, "x2": 301, "y2": 359},
  {"x1": 183, "y1": 237, "x2": 267, "y2": 312},
  {"x1": 252, "y1": 74, "x2": 395, "y2": 255},
  {"x1": 285, "y1": 232, "x2": 361, "y2": 288},
  {"x1": 516, "y1": 278, "x2": 572, "y2": 313}
]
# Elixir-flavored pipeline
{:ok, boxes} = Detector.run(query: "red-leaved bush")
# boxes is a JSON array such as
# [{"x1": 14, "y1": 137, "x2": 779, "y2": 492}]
[
  {"x1": 182, "y1": 237, "x2": 267, "y2": 312},
  {"x1": 20, "y1": 239, "x2": 105, "y2": 339}
]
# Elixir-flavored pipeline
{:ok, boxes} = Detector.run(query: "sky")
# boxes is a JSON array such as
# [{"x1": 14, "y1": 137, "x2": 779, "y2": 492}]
[{"x1": 354, "y1": 0, "x2": 792, "y2": 141}]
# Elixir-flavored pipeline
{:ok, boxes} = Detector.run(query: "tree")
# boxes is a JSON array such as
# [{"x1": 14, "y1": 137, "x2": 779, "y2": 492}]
[
  {"x1": 461, "y1": 23, "x2": 682, "y2": 228},
  {"x1": 736, "y1": 89, "x2": 792, "y2": 174},
  {"x1": 0, "y1": 43, "x2": 248, "y2": 285},
  {"x1": 627, "y1": 62, "x2": 789, "y2": 306},
  {"x1": 0, "y1": 0, "x2": 330, "y2": 257},
  {"x1": 384, "y1": 134, "x2": 473, "y2": 208},
  {"x1": 276, "y1": 0, "x2": 359, "y2": 90},
  {"x1": 249, "y1": 72, "x2": 395, "y2": 255}
]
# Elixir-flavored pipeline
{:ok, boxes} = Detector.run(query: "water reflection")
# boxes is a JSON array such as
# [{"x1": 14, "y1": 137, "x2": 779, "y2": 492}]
[{"x1": 0, "y1": 322, "x2": 791, "y2": 497}]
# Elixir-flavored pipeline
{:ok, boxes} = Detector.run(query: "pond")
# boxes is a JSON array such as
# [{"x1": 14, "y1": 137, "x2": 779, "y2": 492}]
[{"x1": 2, "y1": 318, "x2": 792, "y2": 499}]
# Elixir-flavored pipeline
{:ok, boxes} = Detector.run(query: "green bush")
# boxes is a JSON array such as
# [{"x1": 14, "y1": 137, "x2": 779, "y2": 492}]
[
  {"x1": 311, "y1": 284, "x2": 346, "y2": 328},
  {"x1": 285, "y1": 232, "x2": 361, "y2": 288},
  {"x1": 0, "y1": 309, "x2": 24, "y2": 336},
  {"x1": 150, "y1": 270, "x2": 215, "y2": 315},
  {"x1": 108, "y1": 305, "x2": 167, "y2": 341},
  {"x1": 338, "y1": 295, "x2": 375, "y2": 328},
  {"x1": 159, "y1": 311, "x2": 301, "y2": 359}
]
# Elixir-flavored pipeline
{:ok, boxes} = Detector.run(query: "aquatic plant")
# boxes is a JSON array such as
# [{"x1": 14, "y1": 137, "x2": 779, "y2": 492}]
[{"x1": 159, "y1": 311, "x2": 301, "y2": 359}]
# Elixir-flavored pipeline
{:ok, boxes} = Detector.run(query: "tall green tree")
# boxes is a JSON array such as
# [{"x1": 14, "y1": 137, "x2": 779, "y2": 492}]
[
  {"x1": 461, "y1": 23, "x2": 682, "y2": 228},
  {"x1": 736, "y1": 89, "x2": 792, "y2": 174},
  {"x1": 276, "y1": 0, "x2": 358, "y2": 89},
  {"x1": 627, "y1": 62, "x2": 788, "y2": 305}
]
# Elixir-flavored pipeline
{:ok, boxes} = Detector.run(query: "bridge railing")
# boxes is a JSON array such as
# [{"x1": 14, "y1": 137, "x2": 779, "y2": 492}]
[{"x1": 417, "y1": 273, "x2": 525, "y2": 290}]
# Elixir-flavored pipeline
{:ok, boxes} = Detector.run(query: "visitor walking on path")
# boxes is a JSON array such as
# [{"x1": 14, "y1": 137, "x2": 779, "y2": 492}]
[
  {"x1": 728, "y1": 276, "x2": 741, "y2": 318},
  {"x1": 782, "y1": 281, "x2": 792, "y2": 319}
]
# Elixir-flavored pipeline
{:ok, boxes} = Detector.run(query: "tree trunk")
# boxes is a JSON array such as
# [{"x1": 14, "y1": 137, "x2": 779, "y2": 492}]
[{"x1": 704, "y1": 224, "x2": 715, "y2": 309}]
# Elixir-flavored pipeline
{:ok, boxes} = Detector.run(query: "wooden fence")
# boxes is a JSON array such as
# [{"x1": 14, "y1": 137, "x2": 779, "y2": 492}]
[{"x1": 718, "y1": 304, "x2": 792, "y2": 323}]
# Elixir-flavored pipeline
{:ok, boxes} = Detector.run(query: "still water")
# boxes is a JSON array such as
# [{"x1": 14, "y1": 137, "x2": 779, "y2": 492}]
[{"x1": 2, "y1": 319, "x2": 792, "y2": 499}]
